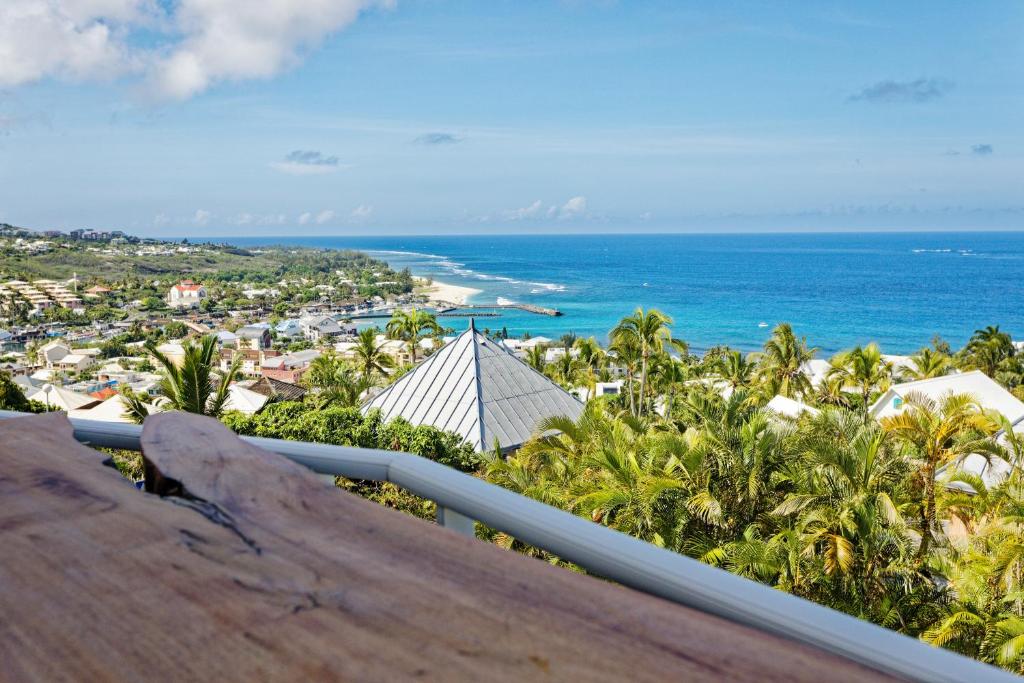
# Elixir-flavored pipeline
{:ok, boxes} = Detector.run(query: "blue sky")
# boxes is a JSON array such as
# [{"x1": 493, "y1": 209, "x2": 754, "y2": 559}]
[{"x1": 0, "y1": 0, "x2": 1022, "y2": 236}]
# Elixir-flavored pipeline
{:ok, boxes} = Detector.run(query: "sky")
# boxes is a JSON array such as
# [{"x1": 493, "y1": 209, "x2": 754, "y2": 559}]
[{"x1": 0, "y1": 0, "x2": 1022, "y2": 237}]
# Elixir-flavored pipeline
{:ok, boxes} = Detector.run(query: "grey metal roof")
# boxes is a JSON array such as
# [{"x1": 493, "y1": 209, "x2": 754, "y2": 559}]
[{"x1": 362, "y1": 322, "x2": 583, "y2": 452}]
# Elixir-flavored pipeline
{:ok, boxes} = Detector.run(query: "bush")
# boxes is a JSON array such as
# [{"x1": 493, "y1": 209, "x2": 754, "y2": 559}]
[{"x1": 221, "y1": 402, "x2": 479, "y2": 471}]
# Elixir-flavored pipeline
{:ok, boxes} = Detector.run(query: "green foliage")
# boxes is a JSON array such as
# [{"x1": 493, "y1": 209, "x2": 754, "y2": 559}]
[
  {"x1": 0, "y1": 371, "x2": 43, "y2": 413},
  {"x1": 222, "y1": 403, "x2": 479, "y2": 472}
]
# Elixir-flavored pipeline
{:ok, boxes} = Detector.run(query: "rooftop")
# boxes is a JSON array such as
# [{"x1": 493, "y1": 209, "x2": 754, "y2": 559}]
[{"x1": 363, "y1": 322, "x2": 584, "y2": 452}]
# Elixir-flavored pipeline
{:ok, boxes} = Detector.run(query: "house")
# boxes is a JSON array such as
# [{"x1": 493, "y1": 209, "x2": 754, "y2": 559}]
[
  {"x1": 166, "y1": 281, "x2": 207, "y2": 309},
  {"x1": 68, "y1": 394, "x2": 153, "y2": 424},
  {"x1": 220, "y1": 348, "x2": 264, "y2": 376},
  {"x1": 765, "y1": 395, "x2": 820, "y2": 419},
  {"x1": 38, "y1": 341, "x2": 71, "y2": 367},
  {"x1": 869, "y1": 370, "x2": 1024, "y2": 486},
  {"x1": 801, "y1": 359, "x2": 832, "y2": 388},
  {"x1": 222, "y1": 384, "x2": 269, "y2": 415},
  {"x1": 53, "y1": 353, "x2": 95, "y2": 374},
  {"x1": 299, "y1": 315, "x2": 343, "y2": 342},
  {"x1": 362, "y1": 321, "x2": 584, "y2": 453},
  {"x1": 246, "y1": 376, "x2": 307, "y2": 402},
  {"x1": 235, "y1": 325, "x2": 272, "y2": 351},
  {"x1": 261, "y1": 349, "x2": 321, "y2": 383},
  {"x1": 27, "y1": 384, "x2": 101, "y2": 411},
  {"x1": 376, "y1": 336, "x2": 413, "y2": 367},
  {"x1": 154, "y1": 342, "x2": 186, "y2": 366},
  {"x1": 215, "y1": 330, "x2": 238, "y2": 346},
  {"x1": 275, "y1": 319, "x2": 304, "y2": 339}
]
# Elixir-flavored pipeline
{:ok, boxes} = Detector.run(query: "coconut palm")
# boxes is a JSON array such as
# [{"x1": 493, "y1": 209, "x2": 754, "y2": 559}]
[
  {"x1": 881, "y1": 392, "x2": 1001, "y2": 560},
  {"x1": 757, "y1": 323, "x2": 816, "y2": 399},
  {"x1": 353, "y1": 327, "x2": 394, "y2": 383},
  {"x1": 126, "y1": 335, "x2": 240, "y2": 418},
  {"x1": 718, "y1": 349, "x2": 756, "y2": 390},
  {"x1": 385, "y1": 307, "x2": 441, "y2": 364},
  {"x1": 611, "y1": 307, "x2": 674, "y2": 416},
  {"x1": 826, "y1": 343, "x2": 892, "y2": 415},
  {"x1": 903, "y1": 347, "x2": 952, "y2": 381},
  {"x1": 304, "y1": 350, "x2": 369, "y2": 407}
]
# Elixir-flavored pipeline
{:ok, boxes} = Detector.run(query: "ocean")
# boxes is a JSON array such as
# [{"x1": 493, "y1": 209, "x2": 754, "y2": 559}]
[{"x1": 225, "y1": 232, "x2": 1024, "y2": 355}]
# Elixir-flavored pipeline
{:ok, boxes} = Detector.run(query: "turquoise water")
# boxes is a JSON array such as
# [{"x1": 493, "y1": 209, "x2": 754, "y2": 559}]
[{"x1": 226, "y1": 232, "x2": 1024, "y2": 354}]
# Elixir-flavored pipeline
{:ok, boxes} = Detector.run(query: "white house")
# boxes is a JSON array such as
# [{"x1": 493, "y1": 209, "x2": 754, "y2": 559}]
[
  {"x1": 53, "y1": 353, "x2": 95, "y2": 374},
  {"x1": 37, "y1": 341, "x2": 71, "y2": 367},
  {"x1": 765, "y1": 395, "x2": 820, "y2": 420},
  {"x1": 801, "y1": 359, "x2": 832, "y2": 388},
  {"x1": 299, "y1": 315, "x2": 343, "y2": 342},
  {"x1": 869, "y1": 370, "x2": 1024, "y2": 487},
  {"x1": 166, "y1": 280, "x2": 207, "y2": 309}
]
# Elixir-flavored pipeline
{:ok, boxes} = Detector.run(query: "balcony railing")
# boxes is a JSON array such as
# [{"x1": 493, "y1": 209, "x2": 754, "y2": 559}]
[{"x1": 1, "y1": 409, "x2": 1013, "y2": 683}]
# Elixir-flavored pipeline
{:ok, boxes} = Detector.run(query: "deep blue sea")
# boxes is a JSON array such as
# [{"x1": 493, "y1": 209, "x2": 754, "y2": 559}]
[{"x1": 224, "y1": 232, "x2": 1024, "y2": 354}]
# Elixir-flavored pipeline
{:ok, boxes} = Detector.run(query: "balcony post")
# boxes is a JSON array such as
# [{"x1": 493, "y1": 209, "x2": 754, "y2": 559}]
[{"x1": 436, "y1": 505, "x2": 475, "y2": 538}]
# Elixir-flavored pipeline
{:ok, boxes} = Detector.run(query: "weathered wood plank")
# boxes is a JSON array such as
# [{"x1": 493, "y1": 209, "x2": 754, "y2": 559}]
[{"x1": 0, "y1": 412, "x2": 898, "y2": 682}]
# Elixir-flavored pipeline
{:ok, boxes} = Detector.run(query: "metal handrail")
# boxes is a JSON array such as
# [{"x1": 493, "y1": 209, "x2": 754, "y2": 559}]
[{"x1": 1, "y1": 410, "x2": 1014, "y2": 683}]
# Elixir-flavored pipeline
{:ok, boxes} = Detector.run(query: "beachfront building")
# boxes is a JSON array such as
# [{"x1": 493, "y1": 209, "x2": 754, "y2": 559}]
[
  {"x1": 166, "y1": 280, "x2": 207, "y2": 309},
  {"x1": 362, "y1": 321, "x2": 583, "y2": 453}
]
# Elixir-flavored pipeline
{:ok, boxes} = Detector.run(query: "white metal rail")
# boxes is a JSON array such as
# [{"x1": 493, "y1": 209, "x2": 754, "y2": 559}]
[{"x1": 1, "y1": 411, "x2": 1014, "y2": 683}]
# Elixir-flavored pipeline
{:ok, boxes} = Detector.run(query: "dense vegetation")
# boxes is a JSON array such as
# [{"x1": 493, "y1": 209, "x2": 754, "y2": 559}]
[{"x1": 484, "y1": 314, "x2": 1024, "y2": 673}]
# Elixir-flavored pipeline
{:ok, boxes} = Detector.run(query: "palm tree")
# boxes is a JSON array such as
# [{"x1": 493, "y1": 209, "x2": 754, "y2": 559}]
[
  {"x1": 126, "y1": 335, "x2": 240, "y2": 418},
  {"x1": 826, "y1": 343, "x2": 892, "y2": 415},
  {"x1": 718, "y1": 349, "x2": 756, "y2": 390},
  {"x1": 881, "y1": 392, "x2": 1001, "y2": 561},
  {"x1": 757, "y1": 323, "x2": 816, "y2": 400},
  {"x1": 775, "y1": 413, "x2": 914, "y2": 608},
  {"x1": 385, "y1": 307, "x2": 440, "y2": 364},
  {"x1": 611, "y1": 307, "x2": 674, "y2": 416},
  {"x1": 304, "y1": 350, "x2": 369, "y2": 407},
  {"x1": 904, "y1": 347, "x2": 951, "y2": 381},
  {"x1": 525, "y1": 345, "x2": 547, "y2": 373},
  {"x1": 960, "y1": 325, "x2": 1016, "y2": 377},
  {"x1": 353, "y1": 327, "x2": 394, "y2": 383}
]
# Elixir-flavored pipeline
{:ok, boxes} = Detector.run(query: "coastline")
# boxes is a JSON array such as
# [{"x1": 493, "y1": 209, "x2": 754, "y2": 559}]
[{"x1": 415, "y1": 277, "x2": 482, "y2": 306}]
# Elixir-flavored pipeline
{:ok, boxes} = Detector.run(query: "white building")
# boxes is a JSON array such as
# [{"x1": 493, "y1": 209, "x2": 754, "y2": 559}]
[
  {"x1": 300, "y1": 315, "x2": 343, "y2": 342},
  {"x1": 166, "y1": 281, "x2": 207, "y2": 309},
  {"x1": 869, "y1": 370, "x2": 1024, "y2": 486}
]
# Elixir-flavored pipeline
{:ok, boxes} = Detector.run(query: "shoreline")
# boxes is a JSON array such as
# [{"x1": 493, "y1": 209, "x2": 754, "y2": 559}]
[{"x1": 415, "y1": 277, "x2": 482, "y2": 306}]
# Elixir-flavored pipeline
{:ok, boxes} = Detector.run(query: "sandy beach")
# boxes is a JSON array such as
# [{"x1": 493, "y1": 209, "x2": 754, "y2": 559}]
[{"x1": 416, "y1": 277, "x2": 481, "y2": 306}]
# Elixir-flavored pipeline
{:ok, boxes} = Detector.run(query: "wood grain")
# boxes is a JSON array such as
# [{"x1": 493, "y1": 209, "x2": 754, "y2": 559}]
[{"x1": 0, "y1": 411, "x2": 898, "y2": 682}]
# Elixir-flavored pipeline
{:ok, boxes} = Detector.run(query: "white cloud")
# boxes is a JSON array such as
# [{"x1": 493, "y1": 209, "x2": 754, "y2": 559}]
[
  {"x1": 0, "y1": 0, "x2": 147, "y2": 87},
  {"x1": 0, "y1": 0, "x2": 389, "y2": 99},
  {"x1": 503, "y1": 199, "x2": 543, "y2": 221},
  {"x1": 558, "y1": 195, "x2": 587, "y2": 219},
  {"x1": 314, "y1": 209, "x2": 335, "y2": 224},
  {"x1": 350, "y1": 204, "x2": 373, "y2": 219},
  {"x1": 231, "y1": 211, "x2": 286, "y2": 226},
  {"x1": 192, "y1": 208, "x2": 211, "y2": 226},
  {"x1": 298, "y1": 211, "x2": 312, "y2": 225}
]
